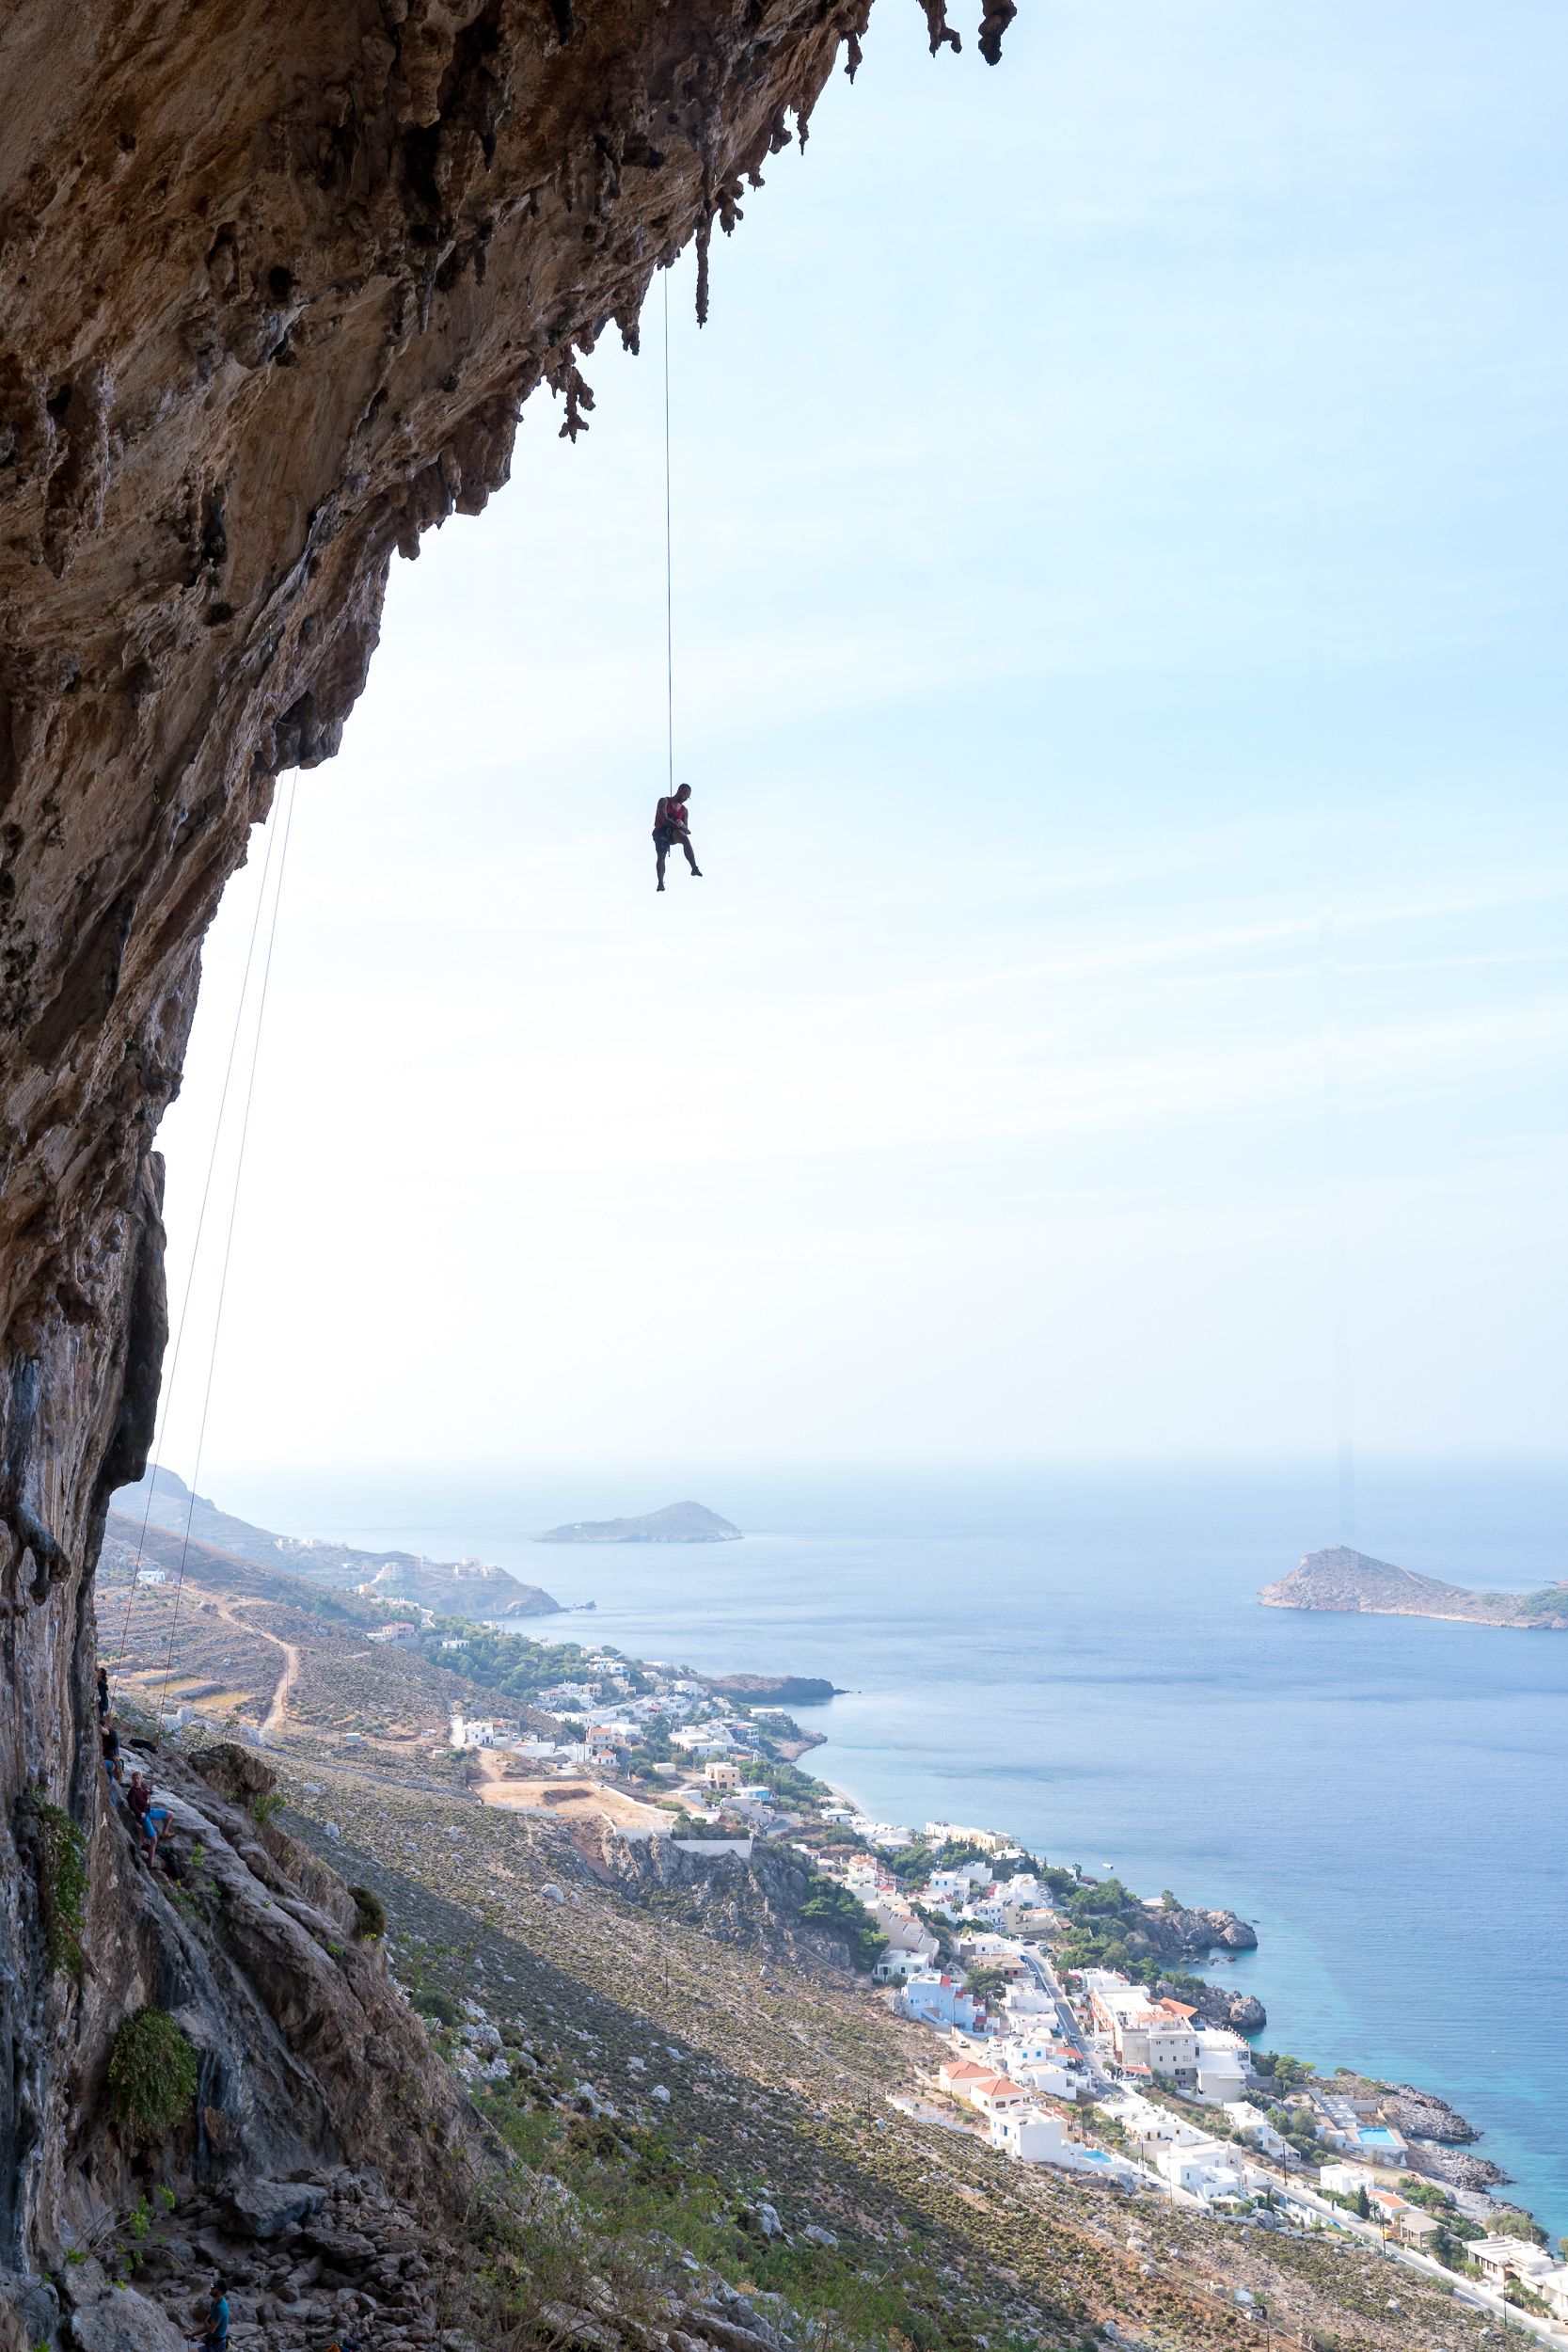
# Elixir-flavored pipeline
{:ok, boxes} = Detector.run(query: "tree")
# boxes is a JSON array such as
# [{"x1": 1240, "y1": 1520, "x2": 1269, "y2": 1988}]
[{"x1": 1354, "y1": 2185, "x2": 1370, "y2": 2221}]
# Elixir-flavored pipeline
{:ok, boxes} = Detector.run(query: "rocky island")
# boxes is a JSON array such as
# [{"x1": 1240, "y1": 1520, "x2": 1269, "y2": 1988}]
[
  {"x1": 537, "y1": 1501, "x2": 743, "y2": 1544},
  {"x1": 1260, "y1": 1546, "x2": 1568, "y2": 1629}
]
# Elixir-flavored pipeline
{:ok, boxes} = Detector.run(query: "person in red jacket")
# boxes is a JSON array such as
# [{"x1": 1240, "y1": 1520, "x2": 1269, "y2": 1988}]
[{"x1": 652, "y1": 783, "x2": 702, "y2": 891}]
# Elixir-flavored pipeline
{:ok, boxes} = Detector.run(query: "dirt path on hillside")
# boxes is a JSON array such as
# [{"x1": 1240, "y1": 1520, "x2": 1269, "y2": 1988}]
[
  {"x1": 474, "y1": 1750, "x2": 671, "y2": 1833},
  {"x1": 213, "y1": 1596, "x2": 301, "y2": 1738}
]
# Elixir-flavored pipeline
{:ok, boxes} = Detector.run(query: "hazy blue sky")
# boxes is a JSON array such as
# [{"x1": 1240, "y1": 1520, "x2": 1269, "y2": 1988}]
[{"x1": 157, "y1": 0, "x2": 1567, "y2": 1487}]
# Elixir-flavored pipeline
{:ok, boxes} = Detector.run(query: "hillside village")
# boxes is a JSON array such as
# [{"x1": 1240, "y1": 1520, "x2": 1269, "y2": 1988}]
[{"x1": 94, "y1": 1490, "x2": 1568, "y2": 2352}]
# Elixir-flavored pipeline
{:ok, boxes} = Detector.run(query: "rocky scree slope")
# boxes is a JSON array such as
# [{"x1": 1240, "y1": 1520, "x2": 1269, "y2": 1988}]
[{"x1": 0, "y1": 0, "x2": 1012, "y2": 2306}]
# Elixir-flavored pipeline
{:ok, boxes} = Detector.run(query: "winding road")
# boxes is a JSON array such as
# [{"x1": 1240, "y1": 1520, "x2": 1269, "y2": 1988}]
[{"x1": 213, "y1": 1596, "x2": 301, "y2": 1739}]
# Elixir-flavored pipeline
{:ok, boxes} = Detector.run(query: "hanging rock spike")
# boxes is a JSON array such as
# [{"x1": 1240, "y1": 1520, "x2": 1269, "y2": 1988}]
[
  {"x1": 919, "y1": 0, "x2": 961, "y2": 55},
  {"x1": 977, "y1": 0, "x2": 1016, "y2": 62}
]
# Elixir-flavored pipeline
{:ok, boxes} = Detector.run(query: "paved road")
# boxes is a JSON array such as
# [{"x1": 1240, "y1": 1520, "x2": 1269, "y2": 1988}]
[{"x1": 1017, "y1": 1945, "x2": 1115, "y2": 2092}]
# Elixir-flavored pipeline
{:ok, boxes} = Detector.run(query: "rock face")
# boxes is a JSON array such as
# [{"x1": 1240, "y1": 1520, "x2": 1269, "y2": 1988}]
[
  {"x1": 1119, "y1": 1903, "x2": 1258, "y2": 1964},
  {"x1": 591, "y1": 1820, "x2": 862, "y2": 1976},
  {"x1": 0, "y1": 0, "x2": 1015, "y2": 2299},
  {"x1": 16, "y1": 1737, "x2": 474, "y2": 2284},
  {"x1": 538, "y1": 1500, "x2": 743, "y2": 1543},
  {"x1": 1260, "y1": 1548, "x2": 1568, "y2": 1629},
  {"x1": 1156, "y1": 1979, "x2": 1266, "y2": 2036}
]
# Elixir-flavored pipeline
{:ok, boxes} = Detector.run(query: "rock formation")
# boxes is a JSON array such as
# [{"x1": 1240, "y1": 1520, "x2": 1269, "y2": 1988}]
[
  {"x1": 0, "y1": 0, "x2": 1012, "y2": 2312},
  {"x1": 1261, "y1": 1547, "x2": 1568, "y2": 1629},
  {"x1": 538, "y1": 1500, "x2": 743, "y2": 1542}
]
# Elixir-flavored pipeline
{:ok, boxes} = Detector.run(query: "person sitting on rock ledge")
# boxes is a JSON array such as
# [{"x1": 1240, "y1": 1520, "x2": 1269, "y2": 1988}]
[
  {"x1": 652, "y1": 782, "x2": 702, "y2": 891},
  {"x1": 188, "y1": 2276, "x2": 229, "y2": 2351},
  {"x1": 125, "y1": 1770, "x2": 150, "y2": 1842},
  {"x1": 125, "y1": 1771, "x2": 173, "y2": 1857}
]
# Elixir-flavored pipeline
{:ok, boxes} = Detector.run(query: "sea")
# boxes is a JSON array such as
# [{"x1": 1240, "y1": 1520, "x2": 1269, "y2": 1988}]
[{"x1": 210, "y1": 1457, "x2": 1568, "y2": 2234}]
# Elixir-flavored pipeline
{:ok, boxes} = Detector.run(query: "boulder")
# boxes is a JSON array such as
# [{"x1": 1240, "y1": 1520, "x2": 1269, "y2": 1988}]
[
  {"x1": 69, "y1": 2286, "x2": 186, "y2": 2351},
  {"x1": 230, "y1": 2178, "x2": 329, "y2": 2238}
]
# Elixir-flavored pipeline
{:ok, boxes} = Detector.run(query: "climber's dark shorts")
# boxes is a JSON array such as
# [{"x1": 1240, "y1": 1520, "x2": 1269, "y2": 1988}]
[{"x1": 652, "y1": 825, "x2": 685, "y2": 850}]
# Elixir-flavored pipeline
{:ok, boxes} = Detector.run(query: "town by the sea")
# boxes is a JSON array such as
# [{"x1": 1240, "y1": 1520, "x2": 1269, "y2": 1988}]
[{"x1": 217, "y1": 1456, "x2": 1568, "y2": 2237}]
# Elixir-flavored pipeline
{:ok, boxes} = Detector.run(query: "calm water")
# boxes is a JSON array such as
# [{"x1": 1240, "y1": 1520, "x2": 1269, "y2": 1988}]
[{"x1": 216, "y1": 1460, "x2": 1568, "y2": 2232}]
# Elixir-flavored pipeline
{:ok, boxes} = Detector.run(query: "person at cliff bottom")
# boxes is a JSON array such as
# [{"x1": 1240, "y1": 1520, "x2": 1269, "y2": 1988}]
[
  {"x1": 652, "y1": 782, "x2": 702, "y2": 891},
  {"x1": 189, "y1": 2278, "x2": 230, "y2": 2351}
]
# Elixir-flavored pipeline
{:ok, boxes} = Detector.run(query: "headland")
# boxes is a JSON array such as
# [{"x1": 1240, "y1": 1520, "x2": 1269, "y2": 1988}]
[{"x1": 1261, "y1": 1546, "x2": 1568, "y2": 1629}]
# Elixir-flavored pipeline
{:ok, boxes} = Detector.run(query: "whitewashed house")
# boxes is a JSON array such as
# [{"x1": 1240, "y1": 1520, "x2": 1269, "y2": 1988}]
[
  {"x1": 1155, "y1": 2138, "x2": 1249, "y2": 2202},
  {"x1": 990, "y1": 2107, "x2": 1069, "y2": 2165}
]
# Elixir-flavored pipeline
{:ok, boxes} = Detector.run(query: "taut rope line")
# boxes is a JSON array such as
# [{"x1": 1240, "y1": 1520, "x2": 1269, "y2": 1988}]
[
  {"x1": 108, "y1": 803, "x2": 286, "y2": 1696},
  {"x1": 153, "y1": 771, "x2": 299, "y2": 1730},
  {"x1": 663, "y1": 268, "x2": 675, "y2": 795}
]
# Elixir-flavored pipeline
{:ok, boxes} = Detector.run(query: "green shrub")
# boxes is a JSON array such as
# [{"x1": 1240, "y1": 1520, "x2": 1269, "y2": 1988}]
[
  {"x1": 797, "y1": 1875, "x2": 886, "y2": 1971},
  {"x1": 248, "y1": 1789, "x2": 284, "y2": 1826},
  {"x1": 413, "y1": 1987, "x2": 459, "y2": 2027},
  {"x1": 22, "y1": 1790, "x2": 87, "y2": 1979},
  {"x1": 107, "y1": 2008, "x2": 198, "y2": 2135},
  {"x1": 349, "y1": 1885, "x2": 387, "y2": 1941}
]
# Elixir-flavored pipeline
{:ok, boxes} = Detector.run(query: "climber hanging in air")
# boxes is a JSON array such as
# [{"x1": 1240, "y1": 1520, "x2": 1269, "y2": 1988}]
[{"x1": 652, "y1": 783, "x2": 702, "y2": 891}]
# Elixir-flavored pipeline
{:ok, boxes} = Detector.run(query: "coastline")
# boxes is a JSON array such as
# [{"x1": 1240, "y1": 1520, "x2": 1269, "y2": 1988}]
[
  {"x1": 780, "y1": 1757, "x2": 1525, "y2": 2221},
  {"x1": 158, "y1": 1469, "x2": 1568, "y2": 2239}
]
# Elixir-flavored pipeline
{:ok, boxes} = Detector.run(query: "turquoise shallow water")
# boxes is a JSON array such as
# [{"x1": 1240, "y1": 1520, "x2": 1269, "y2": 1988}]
[{"x1": 216, "y1": 1460, "x2": 1568, "y2": 2233}]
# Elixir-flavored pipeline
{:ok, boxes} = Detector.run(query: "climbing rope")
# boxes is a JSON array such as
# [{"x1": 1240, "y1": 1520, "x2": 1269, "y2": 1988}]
[
  {"x1": 151, "y1": 771, "x2": 299, "y2": 1731},
  {"x1": 107, "y1": 800, "x2": 288, "y2": 1697},
  {"x1": 663, "y1": 268, "x2": 675, "y2": 796}
]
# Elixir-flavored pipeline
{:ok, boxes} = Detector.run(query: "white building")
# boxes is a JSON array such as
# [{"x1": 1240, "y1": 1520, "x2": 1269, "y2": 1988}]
[
  {"x1": 1193, "y1": 2027, "x2": 1251, "y2": 2103},
  {"x1": 990, "y1": 2109, "x2": 1140, "y2": 2183},
  {"x1": 990, "y1": 2106, "x2": 1069, "y2": 2165},
  {"x1": 968, "y1": 2074, "x2": 1034, "y2": 2120},
  {"x1": 1318, "y1": 2161, "x2": 1377, "y2": 2196},
  {"x1": 1154, "y1": 2137, "x2": 1249, "y2": 2202},
  {"x1": 1222, "y1": 2100, "x2": 1288, "y2": 2157},
  {"x1": 450, "y1": 1714, "x2": 520, "y2": 1748},
  {"x1": 872, "y1": 1906, "x2": 941, "y2": 1961},
  {"x1": 1470, "y1": 2240, "x2": 1560, "y2": 2293},
  {"x1": 873, "y1": 1948, "x2": 929, "y2": 1983},
  {"x1": 1001, "y1": 1980, "x2": 1058, "y2": 2018},
  {"x1": 1533, "y1": 2266, "x2": 1568, "y2": 2324},
  {"x1": 134, "y1": 1565, "x2": 167, "y2": 1586},
  {"x1": 925, "y1": 1822, "x2": 1012, "y2": 1854},
  {"x1": 670, "y1": 1724, "x2": 734, "y2": 1756}
]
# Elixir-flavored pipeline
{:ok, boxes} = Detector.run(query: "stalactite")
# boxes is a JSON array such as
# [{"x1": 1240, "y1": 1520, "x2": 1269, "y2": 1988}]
[
  {"x1": 919, "y1": 0, "x2": 961, "y2": 56},
  {"x1": 977, "y1": 0, "x2": 1016, "y2": 63}
]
